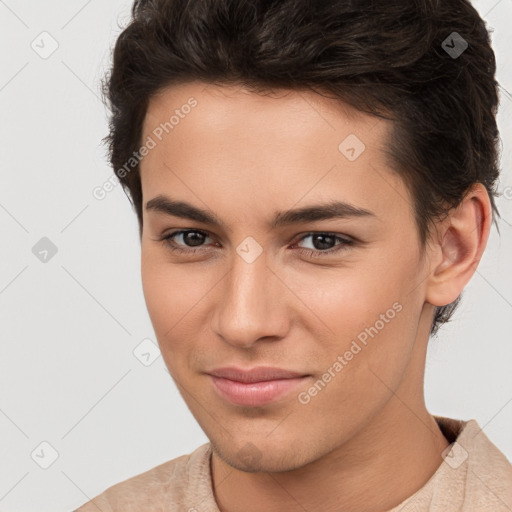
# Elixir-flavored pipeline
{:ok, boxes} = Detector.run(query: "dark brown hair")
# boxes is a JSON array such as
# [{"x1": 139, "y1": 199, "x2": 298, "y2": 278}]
[{"x1": 101, "y1": 0, "x2": 501, "y2": 336}]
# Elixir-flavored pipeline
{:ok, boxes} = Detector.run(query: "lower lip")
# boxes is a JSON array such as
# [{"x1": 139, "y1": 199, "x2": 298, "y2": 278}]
[{"x1": 209, "y1": 375, "x2": 310, "y2": 407}]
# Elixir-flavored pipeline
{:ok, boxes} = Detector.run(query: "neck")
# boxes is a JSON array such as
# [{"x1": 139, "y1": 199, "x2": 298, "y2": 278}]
[{"x1": 212, "y1": 400, "x2": 449, "y2": 512}]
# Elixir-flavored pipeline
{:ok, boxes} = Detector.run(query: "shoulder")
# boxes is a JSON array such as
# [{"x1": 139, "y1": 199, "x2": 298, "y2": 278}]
[
  {"x1": 440, "y1": 416, "x2": 512, "y2": 510},
  {"x1": 461, "y1": 419, "x2": 512, "y2": 509},
  {"x1": 74, "y1": 442, "x2": 212, "y2": 512},
  {"x1": 388, "y1": 416, "x2": 512, "y2": 512}
]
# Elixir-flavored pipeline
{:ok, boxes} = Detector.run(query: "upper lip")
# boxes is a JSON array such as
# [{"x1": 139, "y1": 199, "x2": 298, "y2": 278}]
[{"x1": 207, "y1": 366, "x2": 309, "y2": 383}]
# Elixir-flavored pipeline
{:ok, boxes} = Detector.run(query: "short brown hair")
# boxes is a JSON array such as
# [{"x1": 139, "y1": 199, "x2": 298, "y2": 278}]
[{"x1": 101, "y1": 0, "x2": 502, "y2": 336}]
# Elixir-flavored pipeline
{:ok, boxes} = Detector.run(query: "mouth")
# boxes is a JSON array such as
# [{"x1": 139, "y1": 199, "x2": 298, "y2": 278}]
[{"x1": 206, "y1": 366, "x2": 311, "y2": 407}]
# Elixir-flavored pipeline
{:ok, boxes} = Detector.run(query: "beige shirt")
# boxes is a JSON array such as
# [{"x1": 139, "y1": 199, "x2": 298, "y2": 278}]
[{"x1": 75, "y1": 416, "x2": 512, "y2": 511}]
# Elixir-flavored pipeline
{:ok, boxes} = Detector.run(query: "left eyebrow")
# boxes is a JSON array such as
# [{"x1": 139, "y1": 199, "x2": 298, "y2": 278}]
[
  {"x1": 144, "y1": 195, "x2": 376, "y2": 230},
  {"x1": 270, "y1": 200, "x2": 376, "y2": 229}
]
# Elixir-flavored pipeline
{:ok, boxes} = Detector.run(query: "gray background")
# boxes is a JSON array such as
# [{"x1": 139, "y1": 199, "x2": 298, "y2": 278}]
[{"x1": 0, "y1": 1, "x2": 511, "y2": 511}]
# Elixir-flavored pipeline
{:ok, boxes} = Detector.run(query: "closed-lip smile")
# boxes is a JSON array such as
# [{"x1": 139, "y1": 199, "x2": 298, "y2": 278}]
[{"x1": 206, "y1": 366, "x2": 311, "y2": 406}]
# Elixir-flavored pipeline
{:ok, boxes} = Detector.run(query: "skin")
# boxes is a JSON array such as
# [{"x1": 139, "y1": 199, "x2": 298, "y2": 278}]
[{"x1": 138, "y1": 81, "x2": 491, "y2": 512}]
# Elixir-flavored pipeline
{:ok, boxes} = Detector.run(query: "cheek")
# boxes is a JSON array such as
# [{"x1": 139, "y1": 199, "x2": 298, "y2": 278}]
[
  {"x1": 292, "y1": 278, "x2": 418, "y2": 440},
  {"x1": 140, "y1": 250, "x2": 208, "y2": 350},
  {"x1": 291, "y1": 249, "x2": 423, "y2": 384},
  {"x1": 288, "y1": 255, "x2": 416, "y2": 338}
]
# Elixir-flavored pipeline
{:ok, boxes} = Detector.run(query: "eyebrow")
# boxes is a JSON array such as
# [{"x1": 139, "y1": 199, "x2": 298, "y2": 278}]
[{"x1": 145, "y1": 195, "x2": 375, "y2": 230}]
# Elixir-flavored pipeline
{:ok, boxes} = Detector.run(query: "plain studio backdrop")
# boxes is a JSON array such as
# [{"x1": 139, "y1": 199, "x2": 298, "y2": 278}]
[{"x1": 0, "y1": 1, "x2": 511, "y2": 511}]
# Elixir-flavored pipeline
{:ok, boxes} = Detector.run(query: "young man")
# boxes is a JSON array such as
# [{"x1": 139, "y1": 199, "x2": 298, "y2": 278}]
[{"x1": 77, "y1": 0, "x2": 512, "y2": 510}]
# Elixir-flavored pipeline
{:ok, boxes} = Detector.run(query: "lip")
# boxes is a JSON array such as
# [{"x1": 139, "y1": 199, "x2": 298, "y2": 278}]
[{"x1": 206, "y1": 366, "x2": 311, "y2": 407}]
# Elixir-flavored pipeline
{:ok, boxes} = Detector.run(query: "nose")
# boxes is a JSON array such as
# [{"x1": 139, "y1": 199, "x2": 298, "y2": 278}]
[{"x1": 210, "y1": 249, "x2": 290, "y2": 349}]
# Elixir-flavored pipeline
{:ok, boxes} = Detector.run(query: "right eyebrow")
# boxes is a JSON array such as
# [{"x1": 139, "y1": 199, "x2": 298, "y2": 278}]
[{"x1": 145, "y1": 195, "x2": 226, "y2": 228}]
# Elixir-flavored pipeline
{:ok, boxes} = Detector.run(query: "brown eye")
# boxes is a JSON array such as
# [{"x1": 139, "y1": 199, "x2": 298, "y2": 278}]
[
  {"x1": 160, "y1": 229, "x2": 213, "y2": 254},
  {"x1": 294, "y1": 232, "x2": 353, "y2": 258}
]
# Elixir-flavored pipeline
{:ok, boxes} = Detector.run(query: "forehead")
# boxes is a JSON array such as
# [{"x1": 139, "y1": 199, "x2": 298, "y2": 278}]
[
  {"x1": 143, "y1": 81, "x2": 376, "y2": 143},
  {"x1": 139, "y1": 81, "x2": 411, "y2": 227}
]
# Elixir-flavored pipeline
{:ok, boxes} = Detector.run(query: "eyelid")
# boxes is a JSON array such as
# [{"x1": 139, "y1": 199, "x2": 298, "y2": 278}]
[
  {"x1": 292, "y1": 231, "x2": 354, "y2": 244},
  {"x1": 291, "y1": 232, "x2": 355, "y2": 257},
  {"x1": 160, "y1": 229, "x2": 354, "y2": 245},
  {"x1": 162, "y1": 229, "x2": 215, "y2": 247},
  {"x1": 159, "y1": 228, "x2": 355, "y2": 258}
]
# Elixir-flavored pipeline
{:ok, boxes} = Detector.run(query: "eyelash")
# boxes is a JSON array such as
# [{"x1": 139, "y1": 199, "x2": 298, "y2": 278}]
[{"x1": 157, "y1": 229, "x2": 354, "y2": 258}]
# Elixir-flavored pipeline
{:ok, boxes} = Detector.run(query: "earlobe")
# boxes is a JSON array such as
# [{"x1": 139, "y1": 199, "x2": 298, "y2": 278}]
[{"x1": 425, "y1": 183, "x2": 492, "y2": 308}]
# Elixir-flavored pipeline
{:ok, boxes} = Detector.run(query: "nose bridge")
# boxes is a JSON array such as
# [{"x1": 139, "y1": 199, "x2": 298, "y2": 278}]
[{"x1": 213, "y1": 247, "x2": 287, "y2": 347}]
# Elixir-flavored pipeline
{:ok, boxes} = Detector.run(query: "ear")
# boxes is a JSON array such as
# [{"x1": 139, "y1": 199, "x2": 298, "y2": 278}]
[{"x1": 425, "y1": 183, "x2": 492, "y2": 307}]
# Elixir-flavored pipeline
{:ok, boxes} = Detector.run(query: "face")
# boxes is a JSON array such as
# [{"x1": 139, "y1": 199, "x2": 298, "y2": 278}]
[{"x1": 139, "y1": 82, "x2": 433, "y2": 472}]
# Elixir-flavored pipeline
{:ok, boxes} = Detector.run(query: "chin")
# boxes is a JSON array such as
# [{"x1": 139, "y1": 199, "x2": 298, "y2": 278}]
[{"x1": 213, "y1": 438, "x2": 311, "y2": 473}]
